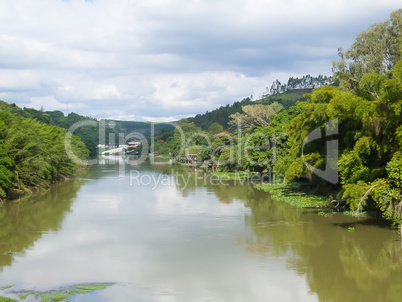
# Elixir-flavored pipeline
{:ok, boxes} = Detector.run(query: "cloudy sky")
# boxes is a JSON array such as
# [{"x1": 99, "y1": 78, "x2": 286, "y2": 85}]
[{"x1": 0, "y1": 0, "x2": 400, "y2": 121}]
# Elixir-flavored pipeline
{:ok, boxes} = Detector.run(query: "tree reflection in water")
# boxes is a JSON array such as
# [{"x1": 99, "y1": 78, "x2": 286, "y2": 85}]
[{"x1": 0, "y1": 179, "x2": 85, "y2": 272}]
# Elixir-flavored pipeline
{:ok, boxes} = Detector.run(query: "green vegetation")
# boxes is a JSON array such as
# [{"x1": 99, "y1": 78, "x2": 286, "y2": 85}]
[
  {"x1": 318, "y1": 211, "x2": 333, "y2": 218},
  {"x1": 41, "y1": 292, "x2": 69, "y2": 302},
  {"x1": 0, "y1": 101, "x2": 118, "y2": 158},
  {"x1": 0, "y1": 109, "x2": 88, "y2": 201},
  {"x1": 155, "y1": 10, "x2": 402, "y2": 226},
  {"x1": 343, "y1": 211, "x2": 368, "y2": 218},
  {"x1": 0, "y1": 286, "x2": 12, "y2": 291},
  {"x1": 74, "y1": 283, "x2": 113, "y2": 291},
  {"x1": 187, "y1": 89, "x2": 309, "y2": 130},
  {"x1": 0, "y1": 283, "x2": 113, "y2": 302},
  {"x1": 254, "y1": 183, "x2": 331, "y2": 208},
  {"x1": 0, "y1": 297, "x2": 17, "y2": 302},
  {"x1": 333, "y1": 9, "x2": 402, "y2": 94},
  {"x1": 264, "y1": 74, "x2": 333, "y2": 96},
  {"x1": 64, "y1": 289, "x2": 89, "y2": 295},
  {"x1": 105, "y1": 120, "x2": 174, "y2": 138},
  {"x1": 18, "y1": 293, "x2": 31, "y2": 300},
  {"x1": 347, "y1": 227, "x2": 356, "y2": 232}
]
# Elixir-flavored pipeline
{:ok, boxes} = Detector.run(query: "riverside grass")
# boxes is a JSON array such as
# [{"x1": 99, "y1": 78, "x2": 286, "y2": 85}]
[
  {"x1": 254, "y1": 183, "x2": 331, "y2": 208},
  {"x1": 210, "y1": 172, "x2": 331, "y2": 208}
]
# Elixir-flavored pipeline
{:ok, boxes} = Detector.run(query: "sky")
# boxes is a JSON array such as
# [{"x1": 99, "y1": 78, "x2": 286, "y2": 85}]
[{"x1": 0, "y1": 0, "x2": 401, "y2": 122}]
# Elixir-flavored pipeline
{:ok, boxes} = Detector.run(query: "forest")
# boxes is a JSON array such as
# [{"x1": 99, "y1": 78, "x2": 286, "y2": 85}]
[
  {"x1": 0, "y1": 110, "x2": 89, "y2": 201},
  {"x1": 152, "y1": 9, "x2": 402, "y2": 226}
]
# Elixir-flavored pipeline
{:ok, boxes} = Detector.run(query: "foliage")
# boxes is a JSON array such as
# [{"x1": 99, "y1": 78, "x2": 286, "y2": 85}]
[
  {"x1": 18, "y1": 293, "x2": 32, "y2": 300},
  {"x1": 254, "y1": 183, "x2": 331, "y2": 208},
  {"x1": 64, "y1": 289, "x2": 89, "y2": 295},
  {"x1": 0, "y1": 297, "x2": 17, "y2": 302},
  {"x1": 0, "y1": 286, "x2": 12, "y2": 291},
  {"x1": 208, "y1": 122, "x2": 224, "y2": 135},
  {"x1": 41, "y1": 292, "x2": 69, "y2": 302},
  {"x1": 333, "y1": 9, "x2": 402, "y2": 94},
  {"x1": 74, "y1": 283, "x2": 113, "y2": 291},
  {"x1": 228, "y1": 102, "x2": 283, "y2": 129},
  {"x1": 0, "y1": 110, "x2": 89, "y2": 200},
  {"x1": 0, "y1": 100, "x2": 118, "y2": 158},
  {"x1": 188, "y1": 89, "x2": 309, "y2": 130},
  {"x1": 265, "y1": 74, "x2": 333, "y2": 96},
  {"x1": 105, "y1": 120, "x2": 174, "y2": 138}
]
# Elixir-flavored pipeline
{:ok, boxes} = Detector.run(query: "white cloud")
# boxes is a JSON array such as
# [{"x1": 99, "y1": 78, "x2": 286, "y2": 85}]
[
  {"x1": 0, "y1": 0, "x2": 401, "y2": 120},
  {"x1": 21, "y1": 96, "x2": 85, "y2": 112}
]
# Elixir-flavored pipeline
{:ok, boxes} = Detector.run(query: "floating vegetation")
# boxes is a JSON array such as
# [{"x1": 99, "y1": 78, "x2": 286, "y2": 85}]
[
  {"x1": 254, "y1": 183, "x2": 331, "y2": 208},
  {"x1": 347, "y1": 227, "x2": 356, "y2": 232},
  {"x1": 64, "y1": 289, "x2": 89, "y2": 295},
  {"x1": 41, "y1": 292, "x2": 69, "y2": 302},
  {"x1": 0, "y1": 286, "x2": 13, "y2": 291},
  {"x1": 0, "y1": 297, "x2": 17, "y2": 302},
  {"x1": 74, "y1": 283, "x2": 113, "y2": 291},
  {"x1": 318, "y1": 211, "x2": 333, "y2": 218},
  {"x1": 343, "y1": 211, "x2": 369, "y2": 217},
  {"x1": 0, "y1": 283, "x2": 114, "y2": 302},
  {"x1": 18, "y1": 293, "x2": 31, "y2": 300}
]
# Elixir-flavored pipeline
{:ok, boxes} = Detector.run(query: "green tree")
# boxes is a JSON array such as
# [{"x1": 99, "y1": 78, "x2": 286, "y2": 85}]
[
  {"x1": 0, "y1": 110, "x2": 89, "y2": 200},
  {"x1": 208, "y1": 122, "x2": 223, "y2": 135},
  {"x1": 333, "y1": 9, "x2": 402, "y2": 94},
  {"x1": 228, "y1": 102, "x2": 284, "y2": 130}
]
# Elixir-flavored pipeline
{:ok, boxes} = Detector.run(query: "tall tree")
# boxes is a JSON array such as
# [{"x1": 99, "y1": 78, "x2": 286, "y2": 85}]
[
  {"x1": 228, "y1": 103, "x2": 284, "y2": 129},
  {"x1": 208, "y1": 122, "x2": 224, "y2": 135},
  {"x1": 333, "y1": 9, "x2": 402, "y2": 94}
]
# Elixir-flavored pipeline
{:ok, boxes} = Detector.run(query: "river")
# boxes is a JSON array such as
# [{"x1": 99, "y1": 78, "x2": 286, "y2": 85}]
[{"x1": 0, "y1": 156, "x2": 401, "y2": 301}]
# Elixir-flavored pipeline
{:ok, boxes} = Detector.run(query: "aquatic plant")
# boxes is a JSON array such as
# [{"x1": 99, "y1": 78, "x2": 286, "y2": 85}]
[
  {"x1": 0, "y1": 286, "x2": 12, "y2": 291},
  {"x1": 18, "y1": 293, "x2": 31, "y2": 300},
  {"x1": 0, "y1": 297, "x2": 17, "y2": 302},
  {"x1": 254, "y1": 183, "x2": 330, "y2": 208},
  {"x1": 74, "y1": 283, "x2": 113, "y2": 291},
  {"x1": 41, "y1": 292, "x2": 69, "y2": 302}
]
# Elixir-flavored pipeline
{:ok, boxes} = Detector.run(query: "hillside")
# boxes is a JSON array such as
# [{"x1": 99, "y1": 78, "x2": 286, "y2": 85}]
[
  {"x1": 105, "y1": 119, "x2": 174, "y2": 137},
  {"x1": 0, "y1": 100, "x2": 117, "y2": 157},
  {"x1": 188, "y1": 88, "x2": 311, "y2": 130}
]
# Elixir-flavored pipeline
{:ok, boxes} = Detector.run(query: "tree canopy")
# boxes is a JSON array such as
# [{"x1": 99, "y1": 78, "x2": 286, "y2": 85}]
[
  {"x1": 0, "y1": 109, "x2": 88, "y2": 200},
  {"x1": 333, "y1": 9, "x2": 402, "y2": 94}
]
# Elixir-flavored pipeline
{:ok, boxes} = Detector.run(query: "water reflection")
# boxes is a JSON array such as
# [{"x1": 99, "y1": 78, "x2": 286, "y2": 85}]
[
  {"x1": 242, "y1": 192, "x2": 402, "y2": 301},
  {"x1": 134, "y1": 160, "x2": 402, "y2": 300},
  {"x1": 0, "y1": 158, "x2": 401, "y2": 301},
  {"x1": 0, "y1": 179, "x2": 84, "y2": 272}
]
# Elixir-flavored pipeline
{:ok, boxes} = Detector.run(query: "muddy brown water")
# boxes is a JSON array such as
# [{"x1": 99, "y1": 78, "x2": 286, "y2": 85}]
[{"x1": 0, "y1": 156, "x2": 401, "y2": 301}]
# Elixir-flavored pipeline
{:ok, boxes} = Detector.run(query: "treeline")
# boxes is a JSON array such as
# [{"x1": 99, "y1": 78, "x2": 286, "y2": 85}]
[
  {"x1": 188, "y1": 89, "x2": 309, "y2": 130},
  {"x1": 0, "y1": 110, "x2": 89, "y2": 201},
  {"x1": 0, "y1": 101, "x2": 119, "y2": 158},
  {"x1": 154, "y1": 9, "x2": 402, "y2": 225},
  {"x1": 106, "y1": 120, "x2": 175, "y2": 138},
  {"x1": 264, "y1": 74, "x2": 333, "y2": 96}
]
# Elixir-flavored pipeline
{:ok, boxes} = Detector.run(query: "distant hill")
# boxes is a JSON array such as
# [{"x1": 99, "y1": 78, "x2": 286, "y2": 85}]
[
  {"x1": 105, "y1": 119, "x2": 174, "y2": 137},
  {"x1": 188, "y1": 88, "x2": 311, "y2": 130},
  {"x1": 0, "y1": 100, "x2": 175, "y2": 155}
]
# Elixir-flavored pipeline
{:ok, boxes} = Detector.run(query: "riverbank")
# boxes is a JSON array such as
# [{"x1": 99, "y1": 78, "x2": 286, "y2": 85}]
[
  {"x1": 1, "y1": 167, "x2": 87, "y2": 203},
  {"x1": 209, "y1": 171, "x2": 332, "y2": 208}
]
